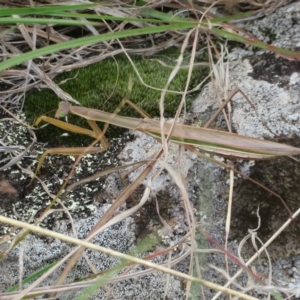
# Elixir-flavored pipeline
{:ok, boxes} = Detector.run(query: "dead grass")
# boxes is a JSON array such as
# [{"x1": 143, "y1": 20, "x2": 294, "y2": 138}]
[{"x1": 0, "y1": 0, "x2": 299, "y2": 299}]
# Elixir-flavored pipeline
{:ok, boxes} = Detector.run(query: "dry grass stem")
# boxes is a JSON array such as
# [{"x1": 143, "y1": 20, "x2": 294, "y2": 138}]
[{"x1": 0, "y1": 1, "x2": 298, "y2": 299}]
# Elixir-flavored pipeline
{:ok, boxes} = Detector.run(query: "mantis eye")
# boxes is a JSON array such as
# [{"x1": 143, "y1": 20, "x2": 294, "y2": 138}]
[{"x1": 55, "y1": 101, "x2": 70, "y2": 118}]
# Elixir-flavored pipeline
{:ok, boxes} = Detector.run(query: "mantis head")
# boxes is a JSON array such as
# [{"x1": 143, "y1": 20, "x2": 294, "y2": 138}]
[{"x1": 55, "y1": 101, "x2": 70, "y2": 119}]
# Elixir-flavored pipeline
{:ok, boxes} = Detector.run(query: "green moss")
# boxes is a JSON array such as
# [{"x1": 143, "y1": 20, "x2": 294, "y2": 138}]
[
  {"x1": 258, "y1": 26, "x2": 277, "y2": 44},
  {"x1": 25, "y1": 47, "x2": 208, "y2": 145}
]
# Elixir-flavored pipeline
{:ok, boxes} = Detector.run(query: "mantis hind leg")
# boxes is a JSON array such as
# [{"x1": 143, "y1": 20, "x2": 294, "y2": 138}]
[{"x1": 32, "y1": 116, "x2": 109, "y2": 180}]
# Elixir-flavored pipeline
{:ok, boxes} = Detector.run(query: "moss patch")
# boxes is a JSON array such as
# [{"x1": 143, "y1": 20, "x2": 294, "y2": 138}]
[
  {"x1": 258, "y1": 26, "x2": 277, "y2": 44},
  {"x1": 25, "y1": 47, "x2": 208, "y2": 146}
]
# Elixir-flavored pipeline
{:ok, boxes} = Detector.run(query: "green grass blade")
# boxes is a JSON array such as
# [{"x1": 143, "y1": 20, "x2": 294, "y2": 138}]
[
  {"x1": 6, "y1": 261, "x2": 58, "y2": 292},
  {"x1": 140, "y1": 8, "x2": 254, "y2": 23},
  {"x1": 75, "y1": 235, "x2": 159, "y2": 300},
  {"x1": 0, "y1": 22, "x2": 197, "y2": 72},
  {"x1": 0, "y1": 4, "x2": 98, "y2": 17},
  {"x1": 0, "y1": 17, "x2": 98, "y2": 26},
  {"x1": 140, "y1": 8, "x2": 191, "y2": 22},
  {"x1": 211, "y1": 27, "x2": 300, "y2": 60},
  {"x1": 141, "y1": 6, "x2": 258, "y2": 23},
  {"x1": 44, "y1": 11, "x2": 171, "y2": 24},
  {"x1": 140, "y1": 9, "x2": 300, "y2": 60}
]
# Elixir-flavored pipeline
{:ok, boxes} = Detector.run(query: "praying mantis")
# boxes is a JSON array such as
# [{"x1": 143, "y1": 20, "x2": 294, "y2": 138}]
[{"x1": 33, "y1": 100, "x2": 300, "y2": 176}]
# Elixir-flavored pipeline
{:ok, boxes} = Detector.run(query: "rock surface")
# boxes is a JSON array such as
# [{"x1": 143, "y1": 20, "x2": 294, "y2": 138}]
[{"x1": 1, "y1": 2, "x2": 300, "y2": 299}]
